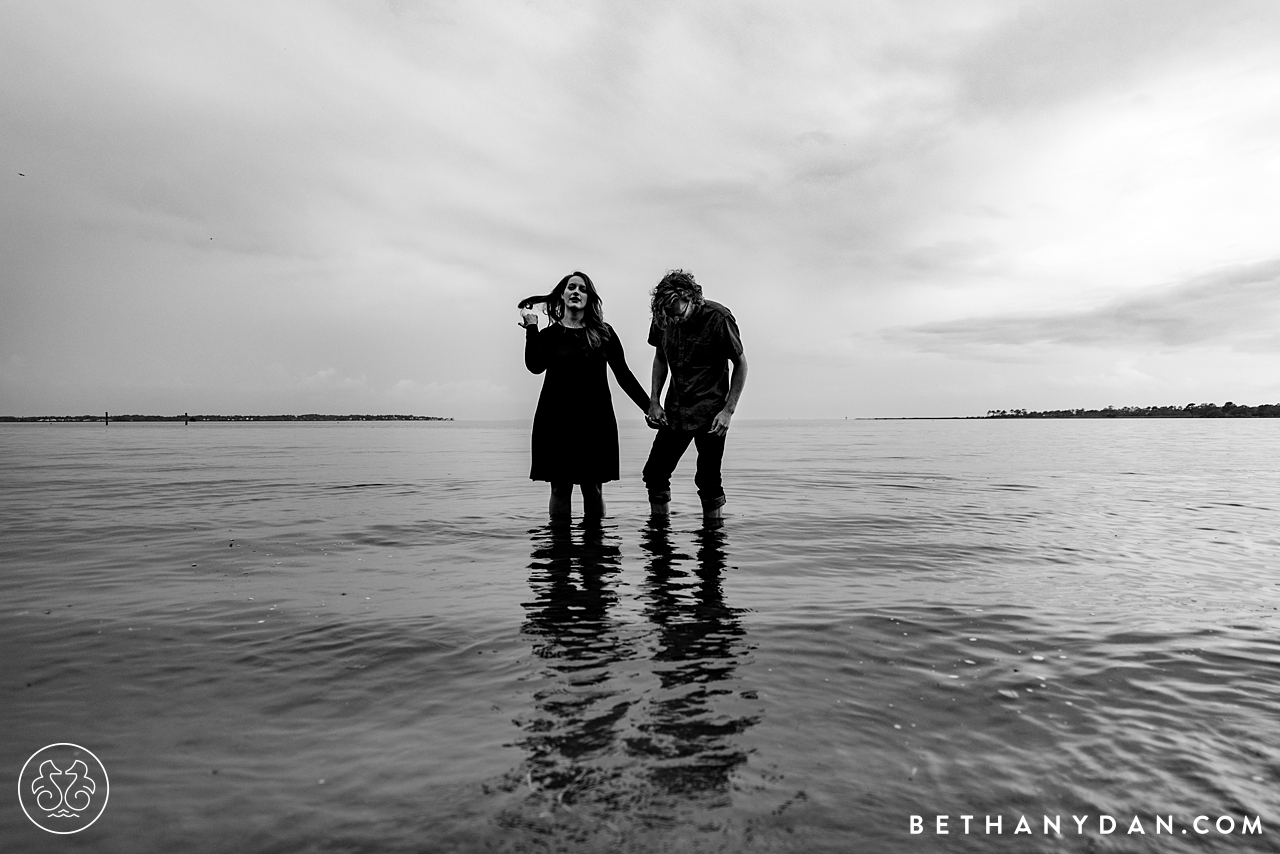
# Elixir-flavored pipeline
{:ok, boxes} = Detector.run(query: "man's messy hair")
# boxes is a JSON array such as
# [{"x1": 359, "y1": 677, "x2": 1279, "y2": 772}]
[{"x1": 650, "y1": 269, "x2": 704, "y2": 328}]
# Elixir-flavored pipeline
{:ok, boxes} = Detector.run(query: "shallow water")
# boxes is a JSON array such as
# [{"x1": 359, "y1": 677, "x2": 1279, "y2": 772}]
[{"x1": 2, "y1": 419, "x2": 1279, "y2": 852}]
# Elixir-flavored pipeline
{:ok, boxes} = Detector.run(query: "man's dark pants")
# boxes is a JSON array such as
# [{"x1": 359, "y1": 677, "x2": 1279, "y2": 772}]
[{"x1": 642, "y1": 427, "x2": 727, "y2": 510}]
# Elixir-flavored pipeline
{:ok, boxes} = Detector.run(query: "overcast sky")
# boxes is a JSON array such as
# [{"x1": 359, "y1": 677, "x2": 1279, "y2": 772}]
[{"x1": 4, "y1": 0, "x2": 1280, "y2": 418}]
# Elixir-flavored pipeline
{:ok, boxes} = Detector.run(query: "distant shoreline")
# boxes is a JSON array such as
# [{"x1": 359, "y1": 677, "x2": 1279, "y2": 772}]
[
  {"x1": 984, "y1": 402, "x2": 1279, "y2": 419},
  {"x1": 865, "y1": 403, "x2": 1280, "y2": 420},
  {"x1": 0, "y1": 414, "x2": 453, "y2": 423},
  {"x1": 5, "y1": 403, "x2": 1277, "y2": 422}
]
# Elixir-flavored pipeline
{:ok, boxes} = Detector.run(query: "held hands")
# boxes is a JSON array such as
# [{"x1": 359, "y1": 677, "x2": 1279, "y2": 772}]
[
  {"x1": 644, "y1": 402, "x2": 732, "y2": 433},
  {"x1": 645, "y1": 400, "x2": 667, "y2": 430},
  {"x1": 709, "y1": 408, "x2": 733, "y2": 436}
]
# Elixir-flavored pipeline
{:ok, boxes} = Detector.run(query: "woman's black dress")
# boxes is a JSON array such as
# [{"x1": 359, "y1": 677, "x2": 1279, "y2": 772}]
[{"x1": 525, "y1": 322, "x2": 650, "y2": 484}]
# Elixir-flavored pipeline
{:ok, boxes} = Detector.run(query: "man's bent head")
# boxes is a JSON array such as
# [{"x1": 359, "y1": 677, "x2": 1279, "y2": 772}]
[{"x1": 651, "y1": 269, "x2": 704, "y2": 328}]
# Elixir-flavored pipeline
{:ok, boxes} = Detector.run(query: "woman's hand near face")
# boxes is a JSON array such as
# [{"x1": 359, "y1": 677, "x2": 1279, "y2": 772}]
[{"x1": 520, "y1": 310, "x2": 539, "y2": 329}]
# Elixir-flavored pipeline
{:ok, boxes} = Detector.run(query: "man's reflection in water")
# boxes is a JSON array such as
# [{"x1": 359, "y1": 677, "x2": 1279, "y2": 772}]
[
  {"x1": 630, "y1": 517, "x2": 757, "y2": 799},
  {"x1": 513, "y1": 519, "x2": 757, "y2": 823}
]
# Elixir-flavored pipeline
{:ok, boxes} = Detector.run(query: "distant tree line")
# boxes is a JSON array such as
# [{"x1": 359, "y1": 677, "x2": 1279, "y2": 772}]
[
  {"x1": 0, "y1": 414, "x2": 453, "y2": 422},
  {"x1": 986, "y1": 402, "x2": 1280, "y2": 418}
]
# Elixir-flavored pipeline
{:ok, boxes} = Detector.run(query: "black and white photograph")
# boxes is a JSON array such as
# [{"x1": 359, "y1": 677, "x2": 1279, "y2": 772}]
[{"x1": 3, "y1": 1, "x2": 1280, "y2": 851}]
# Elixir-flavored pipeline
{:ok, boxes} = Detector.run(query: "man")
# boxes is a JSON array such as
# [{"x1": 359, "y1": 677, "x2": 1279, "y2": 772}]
[{"x1": 643, "y1": 269, "x2": 747, "y2": 519}]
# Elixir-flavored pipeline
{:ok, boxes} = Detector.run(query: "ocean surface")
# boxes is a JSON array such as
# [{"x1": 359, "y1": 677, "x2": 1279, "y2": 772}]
[{"x1": 2, "y1": 419, "x2": 1279, "y2": 853}]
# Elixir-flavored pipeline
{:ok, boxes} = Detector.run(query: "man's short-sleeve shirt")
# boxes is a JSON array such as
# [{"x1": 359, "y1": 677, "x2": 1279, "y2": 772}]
[{"x1": 647, "y1": 300, "x2": 744, "y2": 433}]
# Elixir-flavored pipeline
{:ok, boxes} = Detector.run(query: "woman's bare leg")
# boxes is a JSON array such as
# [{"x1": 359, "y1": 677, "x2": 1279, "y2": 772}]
[
  {"x1": 549, "y1": 482, "x2": 573, "y2": 521},
  {"x1": 581, "y1": 483, "x2": 605, "y2": 519}
]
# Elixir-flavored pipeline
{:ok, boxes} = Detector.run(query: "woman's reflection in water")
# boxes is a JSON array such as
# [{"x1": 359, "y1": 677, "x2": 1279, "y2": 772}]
[
  {"x1": 518, "y1": 522, "x2": 633, "y2": 796},
  {"x1": 511, "y1": 519, "x2": 757, "y2": 830}
]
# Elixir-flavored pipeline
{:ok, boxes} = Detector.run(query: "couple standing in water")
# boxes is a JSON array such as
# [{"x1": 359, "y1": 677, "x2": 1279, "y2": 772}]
[{"x1": 519, "y1": 269, "x2": 747, "y2": 522}]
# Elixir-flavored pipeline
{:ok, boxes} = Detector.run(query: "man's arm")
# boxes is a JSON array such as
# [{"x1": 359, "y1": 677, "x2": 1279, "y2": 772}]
[
  {"x1": 647, "y1": 349, "x2": 669, "y2": 427},
  {"x1": 709, "y1": 352, "x2": 747, "y2": 436}
]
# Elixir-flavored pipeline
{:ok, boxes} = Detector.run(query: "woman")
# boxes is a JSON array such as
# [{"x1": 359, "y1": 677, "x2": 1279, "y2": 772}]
[{"x1": 519, "y1": 271, "x2": 650, "y2": 520}]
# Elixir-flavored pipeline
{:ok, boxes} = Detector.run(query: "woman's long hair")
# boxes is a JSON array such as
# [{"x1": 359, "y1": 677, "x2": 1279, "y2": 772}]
[{"x1": 518, "y1": 271, "x2": 609, "y2": 349}]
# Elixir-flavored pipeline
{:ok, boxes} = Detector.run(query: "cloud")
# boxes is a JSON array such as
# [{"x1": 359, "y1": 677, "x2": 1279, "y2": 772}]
[
  {"x1": 894, "y1": 257, "x2": 1280, "y2": 356},
  {"x1": 301, "y1": 369, "x2": 367, "y2": 390},
  {"x1": 950, "y1": 0, "x2": 1278, "y2": 115},
  {"x1": 388, "y1": 378, "x2": 515, "y2": 417},
  {"x1": 4, "y1": 1, "x2": 1280, "y2": 417}
]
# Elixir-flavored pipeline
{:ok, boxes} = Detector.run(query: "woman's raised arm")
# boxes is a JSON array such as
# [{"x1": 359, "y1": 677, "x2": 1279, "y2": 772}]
[{"x1": 523, "y1": 322, "x2": 547, "y2": 374}]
